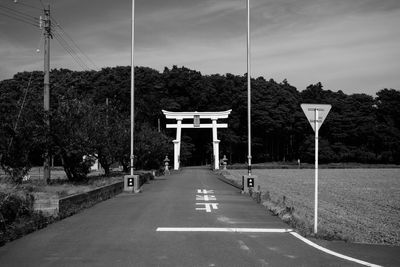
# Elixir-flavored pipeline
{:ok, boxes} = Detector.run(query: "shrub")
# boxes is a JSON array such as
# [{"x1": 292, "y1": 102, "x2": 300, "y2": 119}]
[{"x1": 0, "y1": 190, "x2": 34, "y2": 225}]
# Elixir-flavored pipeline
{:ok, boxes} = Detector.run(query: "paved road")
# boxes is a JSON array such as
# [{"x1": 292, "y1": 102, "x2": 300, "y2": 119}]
[{"x1": 0, "y1": 167, "x2": 398, "y2": 266}]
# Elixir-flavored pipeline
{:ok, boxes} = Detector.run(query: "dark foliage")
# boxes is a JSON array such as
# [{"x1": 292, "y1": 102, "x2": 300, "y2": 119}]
[{"x1": 0, "y1": 66, "x2": 399, "y2": 180}]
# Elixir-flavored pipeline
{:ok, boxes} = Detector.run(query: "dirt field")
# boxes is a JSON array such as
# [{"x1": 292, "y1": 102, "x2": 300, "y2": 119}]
[{"x1": 227, "y1": 168, "x2": 400, "y2": 246}]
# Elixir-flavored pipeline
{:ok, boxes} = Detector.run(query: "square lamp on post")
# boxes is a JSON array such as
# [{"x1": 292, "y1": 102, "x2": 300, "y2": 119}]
[{"x1": 124, "y1": 174, "x2": 140, "y2": 193}]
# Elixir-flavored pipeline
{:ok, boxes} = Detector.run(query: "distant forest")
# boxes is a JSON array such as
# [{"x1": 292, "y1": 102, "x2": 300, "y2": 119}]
[{"x1": 1, "y1": 66, "x2": 399, "y2": 176}]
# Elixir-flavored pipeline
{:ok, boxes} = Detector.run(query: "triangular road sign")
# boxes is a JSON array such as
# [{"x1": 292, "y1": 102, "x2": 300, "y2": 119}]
[{"x1": 301, "y1": 104, "x2": 332, "y2": 132}]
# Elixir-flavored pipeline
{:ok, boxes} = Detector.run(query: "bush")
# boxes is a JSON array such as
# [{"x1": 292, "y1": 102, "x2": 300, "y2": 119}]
[
  {"x1": 62, "y1": 153, "x2": 94, "y2": 182},
  {"x1": 0, "y1": 190, "x2": 34, "y2": 225},
  {"x1": 137, "y1": 172, "x2": 154, "y2": 187}
]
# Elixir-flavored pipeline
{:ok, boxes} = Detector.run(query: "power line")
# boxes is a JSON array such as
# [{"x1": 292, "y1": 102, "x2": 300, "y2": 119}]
[
  {"x1": 53, "y1": 33, "x2": 88, "y2": 70},
  {"x1": 0, "y1": 3, "x2": 40, "y2": 27},
  {"x1": 52, "y1": 27, "x2": 96, "y2": 71},
  {"x1": 53, "y1": 30, "x2": 91, "y2": 70},
  {"x1": 7, "y1": 71, "x2": 35, "y2": 154},
  {"x1": 0, "y1": 3, "x2": 38, "y2": 20},
  {"x1": 51, "y1": 16, "x2": 98, "y2": 70},
  {"x1": 5, "y1": 2, "x2": 96, "y2": 72},
  {"x1": 52, "y1": 30, "x2": 90, "y2": 71},
  {"x1": 0, "y1": 10, "x2": 39, "y2": 27},
  {"x1": 5, "y1": 1, "x2": 97, "y2": 71},
  {"x1": 14, "y1": 1, "x2": 42, "y2": 11}
]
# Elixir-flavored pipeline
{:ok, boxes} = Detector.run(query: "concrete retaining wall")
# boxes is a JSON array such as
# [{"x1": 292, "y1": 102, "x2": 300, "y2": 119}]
[
  {"x1": 59, "y1": 181, "x2": 123, "y2": 218},
  {"x1": 33, "y1": 193, "x2": 59, "y2": 216},
  {"x1": 34, "y1": 181, "x2": 124, "y2": 218},
  {"x1": 216, "y1": 171, "x2": 243, "y2": 190}
]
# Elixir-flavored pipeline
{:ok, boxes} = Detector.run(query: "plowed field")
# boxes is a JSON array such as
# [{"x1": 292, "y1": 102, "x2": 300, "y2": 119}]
[{"x1": 227, "y1": 168, "x2": 400, "y2": 245}]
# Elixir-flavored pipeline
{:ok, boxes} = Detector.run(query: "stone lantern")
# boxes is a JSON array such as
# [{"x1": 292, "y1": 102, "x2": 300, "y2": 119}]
[
  {"x1": 222, "y1": 155, "x2": 228, "y2": 170},
  {"x1": 163, "y1": 156, "x2": 170, "y2": 175}
]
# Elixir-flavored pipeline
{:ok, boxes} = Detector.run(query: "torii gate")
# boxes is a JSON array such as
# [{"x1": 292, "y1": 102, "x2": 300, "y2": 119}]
[{"x1": 162, "y1": 110, "x2": 232, "y2": 170}]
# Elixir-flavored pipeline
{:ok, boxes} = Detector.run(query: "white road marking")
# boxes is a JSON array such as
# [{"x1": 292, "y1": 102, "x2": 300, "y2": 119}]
[
  {"x1": 195, "y1": 203, "x2": 218, "y2": 212},
  {"x1": 197, "y1": 189, "x2": 214, "y2": 194},
  {"x1": 156, "y1": 227, "x2": 293, "y2": 233},
  {"x1": 238, "y1": 240, "x2": 250, "y2": 251},
  {"x1": 290, "y1": 232, "x2": 382, "y2": 267},
  {"x1": 196, "y1": 195, "x2": 217, "y2": 201}
]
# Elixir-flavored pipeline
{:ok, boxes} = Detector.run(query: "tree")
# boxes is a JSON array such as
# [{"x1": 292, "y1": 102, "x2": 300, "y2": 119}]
[
  {"x1": 1, "y1": 67, "x2": 399, "y2": 173},
  {"x1": 51, "y1": 96, "x2": 95, "y2": 182},
  {"x1": 85, "y1": 99, "x2": 131, "y2": 175},
  {"x1": 134, "y1": 123, "x2": 172, "y2": 170},
  {"x1": 0, "y1": 72, "x2": 44, "y2": 183},
  {"x1": 374, "y1": 89, "x2": 400, "y2": 163}
]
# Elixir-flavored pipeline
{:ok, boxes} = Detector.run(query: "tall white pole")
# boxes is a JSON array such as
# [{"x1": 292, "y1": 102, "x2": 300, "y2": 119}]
[
  {"x1": 130, "y1": 0, "x2": 135, "y2": 176},
  {"x1": 247, "y1": 0, "x2": 252, "y2": 176},
  {"x1": 314, "y1": 109, "x2": 319, "y2": 234}
]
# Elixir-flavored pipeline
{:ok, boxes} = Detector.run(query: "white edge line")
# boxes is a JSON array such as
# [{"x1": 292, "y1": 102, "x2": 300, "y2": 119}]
[
  {"x1": 156, "y1": 227, "x2": 293, "y2": 233},
  {"x1": 290, "y1": 232, "x2": 382, "y2": 267},
  {"x1": 156, "y1": 228, "x2": 382, "y2": 267}
]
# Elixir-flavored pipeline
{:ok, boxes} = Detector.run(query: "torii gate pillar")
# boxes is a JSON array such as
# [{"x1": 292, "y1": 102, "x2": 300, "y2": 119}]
[
  {"x1": 173, "y1": 119, "x2": 182, "y2": 170},
  {"x1": 163, "y1": 110, "x2": 232, "y2": 170}
]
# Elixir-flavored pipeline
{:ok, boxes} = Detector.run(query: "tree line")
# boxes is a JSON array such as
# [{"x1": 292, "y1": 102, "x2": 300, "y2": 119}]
[{"x1": 1, "y1": 65, "x2": 399, "y2": 182}]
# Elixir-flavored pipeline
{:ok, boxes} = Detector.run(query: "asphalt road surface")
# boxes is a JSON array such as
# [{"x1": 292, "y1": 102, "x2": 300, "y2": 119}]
[{"x1": 0, "y1": 167, "x2": 398, "y2": 266}]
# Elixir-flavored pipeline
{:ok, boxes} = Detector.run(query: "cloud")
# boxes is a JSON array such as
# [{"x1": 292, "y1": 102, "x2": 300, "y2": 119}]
[
  {"x1": 239, "y1": 0, "x2": 400, "y2": 93},
  {"x1": 1, "y1": 0, "x2": 399, "y2": 95}
]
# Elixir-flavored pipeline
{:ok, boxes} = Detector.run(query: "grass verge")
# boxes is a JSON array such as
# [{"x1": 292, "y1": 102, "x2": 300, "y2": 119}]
[{"x1": 248, "y1": 188, "x2": 351, "y2": 242}]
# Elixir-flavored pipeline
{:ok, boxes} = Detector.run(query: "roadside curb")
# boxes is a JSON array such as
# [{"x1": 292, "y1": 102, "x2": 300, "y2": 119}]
[{"x1": 215, "y1": 171, "x2": 242, "y2": 190}]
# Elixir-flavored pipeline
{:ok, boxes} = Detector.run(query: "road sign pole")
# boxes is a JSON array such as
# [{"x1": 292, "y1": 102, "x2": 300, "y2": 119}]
[
  {"x1": 314, "y1": 109, "x2": 319, "y2": 234},
  {"x1": 301, "y1": 103, "x2": 331, "y2": 234}
]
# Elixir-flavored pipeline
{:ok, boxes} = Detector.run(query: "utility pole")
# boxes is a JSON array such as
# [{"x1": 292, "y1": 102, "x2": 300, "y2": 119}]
[{"x1": 43, "y1": 5, "x2": 51, "y2": 183}]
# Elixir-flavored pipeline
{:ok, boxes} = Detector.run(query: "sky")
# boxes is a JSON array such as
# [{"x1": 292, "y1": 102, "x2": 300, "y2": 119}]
[{"x1": 1, "y1": 0, "x2": 399, "y2": 96}]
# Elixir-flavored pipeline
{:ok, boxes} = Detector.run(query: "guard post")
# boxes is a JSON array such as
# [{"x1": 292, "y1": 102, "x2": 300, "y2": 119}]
[
  {"x1": 242, "y1": 174, "x2": 258, "y2": 193},
  {"x1": 124, "y1": 174, "x2": 139, "y2": 193}
]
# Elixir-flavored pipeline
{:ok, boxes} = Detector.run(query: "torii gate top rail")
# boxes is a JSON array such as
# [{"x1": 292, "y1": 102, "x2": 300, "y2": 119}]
[
  {"x1": 162, "y1": 110, "x2": 232, "y2": 170},
  {"x1": 162, "y1": 110, "x2": 232, "y2": 120}
]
